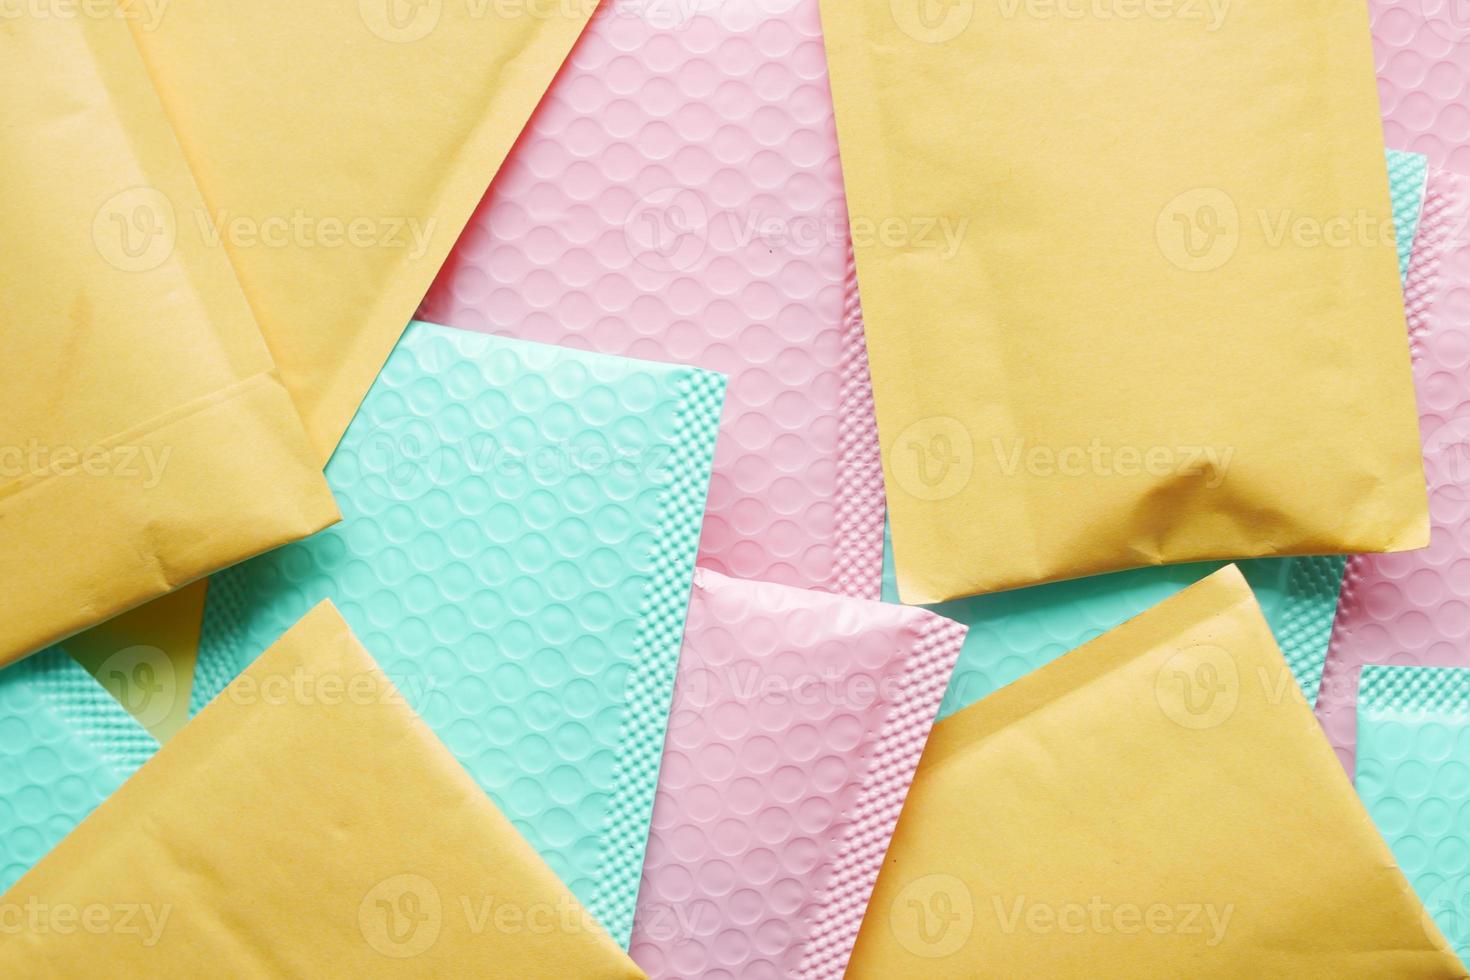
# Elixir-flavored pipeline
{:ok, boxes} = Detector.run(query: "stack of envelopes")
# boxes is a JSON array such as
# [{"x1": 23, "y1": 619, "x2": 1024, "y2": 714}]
[{"x1": 6, "y1": 0, "x2": 1470, "y2": 976}]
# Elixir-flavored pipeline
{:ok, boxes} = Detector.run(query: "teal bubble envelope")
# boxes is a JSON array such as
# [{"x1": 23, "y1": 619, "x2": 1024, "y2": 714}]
[
  {"x1": 1357, "y1": 665, "x2": 1470, "y2": 962},
  {"x1": 884, "y1": 148, "x2": 1428, "y2": 720},
  {"x1": 192, "y1": 320, "x2": 725, "y2": 947},
  {"x1": 882, "y1": 523, "x2": 1344, "y2": 719},
  {"x1": 0, "y1": 648, "x2": 157, "y2": 891}
]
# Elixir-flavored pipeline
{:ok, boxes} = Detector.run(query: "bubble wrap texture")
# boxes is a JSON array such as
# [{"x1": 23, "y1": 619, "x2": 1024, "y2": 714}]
[
  {"x1": 1320, "y1": 166, "x2": 1470, "y2": 776},
  {"x1": 419, "y1": 0, "x2": 886, "y2": 600},
  {"x1": 628, "y1": 569, "x2": 964, "y2": 980},
  {"x1": 192, "y1": 321, "x2": 725, "y2": 947},
  {"x1": 0, "y1": 648, "x2": 157, "y2": 890},
  {"x1": 882, "y1": 524, "x2": 1341, "y2": 718},
  {"x1": 1356, "y1": 665, "x2": 1470, "y2": 961},
  {"x1": 1373, "y1": 0, "x2": 1470, "y2": 171},
  {"x1": 879, "y1": 149, "x2": 1426, "y2": 720}
]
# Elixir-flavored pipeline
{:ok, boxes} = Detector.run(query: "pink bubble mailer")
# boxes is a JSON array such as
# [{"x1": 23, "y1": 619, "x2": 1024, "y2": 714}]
[
  {"x1": 628, "y1": 568, "x2": 965, "y2": 979},
  {"x1": 421, "y1": 0, "x2": 886, "y2": 599},
  {"x1": 1317, "y1": 164, "x2": 1470, "y2": 773}
]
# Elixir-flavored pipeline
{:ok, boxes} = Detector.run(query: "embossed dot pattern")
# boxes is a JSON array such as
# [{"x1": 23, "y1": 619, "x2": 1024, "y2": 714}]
[
  {"x1": 1356, "y1": 665, "x2": 1470, "y2": 960},
  {"x1": 628, "y1": 569, "x2": 964, "y2": 980},
  {"x1": 886, "y1": 150, "x2": 1426, "y2": 720},
  {"x1": 1320, "y1": 164, "x2": 1470, "y2": 776},
  {"x1": 419, "y1": 0, "x2": 886, "y2": 600},
  {"x1": 883, "y1": 520, "x2": 1343, "y2": 720},
  {"x1": 0, "y1": 648, "x2": 157, "y2": 891},
  {"x1": 191, "y1": 320, "x2": 725, "y2": 947},
  {"x1": 1372, "y1": 0, "x2": 1470, "y2": 171}
]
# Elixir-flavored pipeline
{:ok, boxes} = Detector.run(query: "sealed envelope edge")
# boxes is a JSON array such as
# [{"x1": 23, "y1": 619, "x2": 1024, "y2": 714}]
[
  {"x1": 1, "y1": 371, "x2": 338, "y2": 666},
  {"x1": 130, "y1": 3, "x2": 601, "y2": 463},
  {"x1": 0, "y1": 601, "x2": 644, "y2": 977}
]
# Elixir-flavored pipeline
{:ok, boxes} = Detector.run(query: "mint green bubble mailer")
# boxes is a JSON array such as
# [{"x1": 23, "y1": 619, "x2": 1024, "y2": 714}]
[
  {"x1": 191, "y1": 320, "x2": 726, "y2": 948},
  {"x1": 0, "y1": 649, "x2": 157, "y2": 891},
  {"x1": 1357, "y1": 665, "x2": 1470, "y2": 965}
]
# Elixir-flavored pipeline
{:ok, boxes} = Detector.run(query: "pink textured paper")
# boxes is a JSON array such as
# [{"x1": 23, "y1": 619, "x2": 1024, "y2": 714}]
[
  {"x1": 628, "y1": 569, "x2": 965, "y2": 980},
  {"x1": 1317, "y1": 167, "x2": 1470, "y2": 775},
  {"x1": 1373, "y1": 0, "x2": 1470, "y2": 171},
  {"x1": 420, "y1": 0, "x2": 885, "y2": 599}
]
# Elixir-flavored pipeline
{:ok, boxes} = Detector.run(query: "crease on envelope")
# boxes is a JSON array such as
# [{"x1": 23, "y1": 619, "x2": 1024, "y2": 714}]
[
  {"x1": 847, "y1": 566, "x2": 1466, "y2": 978},
  {"x1": 0, "y1": 602, "x2": 645, "y2": 978},
  {"x1": 90, "y1": 0, "x2": 597, "y2": 702},
  {"x1": 0, "y1": 7, "x2": 338, "y2": 668},
  {"x1": 128, "y1": 0, "x2": 599, "y2": 460},
  {"x1": 889, "y1": 148, "x2": 1429, "y2": 721},
  {"x1": 821, "y1": 0, "x2": 1430, "y2": 603}
]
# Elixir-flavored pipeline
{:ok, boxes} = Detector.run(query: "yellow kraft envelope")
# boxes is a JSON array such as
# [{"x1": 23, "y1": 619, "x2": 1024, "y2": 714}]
[
  {"x1": 82, "y1": 0, "x2": 598, "y2": 703},
  {"x1": 821, "y1": 0, "x2": 1429, "y2": 603},
  {"x1": 0, "y1": 10, "x2": 338, "y2": 669},
  {"x1": 848, "y1": 565, "x2": 1466, "y2": 978},
  {"x1": 0, "y1": 601, "x2": 645, "y2": 979},
  {"x1": 129, "y1": 0, "x2": 598, "y2": 461}
]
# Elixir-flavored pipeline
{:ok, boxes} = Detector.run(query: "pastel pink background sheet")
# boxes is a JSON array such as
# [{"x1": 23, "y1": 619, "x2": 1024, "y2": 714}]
[
  {"x1": 421, "y1": 0, "x2": 885, "y2": 599},
  {"x1": 1317, "y1": 166, "x2": 1470, "y2": 774},
  {"x1": 628, "y1": 568, "x2": 965, "y2": 979},
  {"x1": 1373, "y1": 0, "x2": 1470, "y2": 171}
]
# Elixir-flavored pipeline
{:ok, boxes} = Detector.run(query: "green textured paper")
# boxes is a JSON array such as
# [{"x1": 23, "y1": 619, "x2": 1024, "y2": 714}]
[
  {"x1": 1357, "y1": 665, "x2": 1470, "y2": 962},
  {"x1": 0, "y1": 648, "x2": 157, "y2": 890},
  {"x1": 883, "y1": 149, "x2": 1427, "y2": 720},
  {"x1": 191, "y1": 320, "x2": 725, "y2": 947}
]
